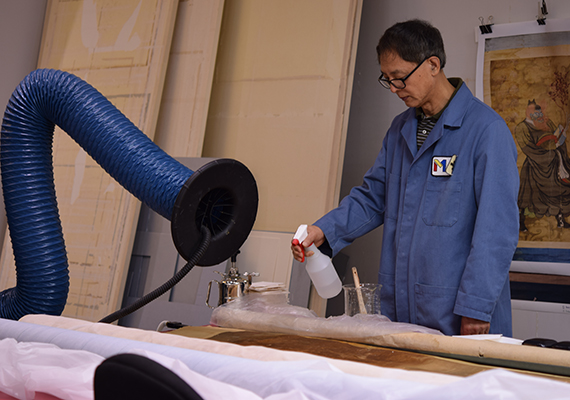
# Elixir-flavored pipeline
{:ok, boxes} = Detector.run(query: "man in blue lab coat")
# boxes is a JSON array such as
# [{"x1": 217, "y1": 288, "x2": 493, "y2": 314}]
[{"x1": 292, "y1": 19, "x2": 519, "y2": 336}]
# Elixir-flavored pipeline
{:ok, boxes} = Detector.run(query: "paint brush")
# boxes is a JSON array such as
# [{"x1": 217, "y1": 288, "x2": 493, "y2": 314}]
[{"x1": 352, "y1": 266, "x2": 367, "y2": 314}]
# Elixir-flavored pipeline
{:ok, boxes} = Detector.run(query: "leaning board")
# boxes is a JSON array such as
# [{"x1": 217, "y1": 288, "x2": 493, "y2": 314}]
[
  {"x1": 153, "y1": 0, "x2": 225, "y2": 158},
  {"x1": 0, "y1": 0, "x2": 177, "y2": 321}
]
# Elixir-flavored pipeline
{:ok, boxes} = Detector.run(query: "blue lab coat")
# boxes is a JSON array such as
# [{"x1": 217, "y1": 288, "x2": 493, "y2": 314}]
[{"x1": 315, "y1": 81, "x2": 519, "y2": 336}]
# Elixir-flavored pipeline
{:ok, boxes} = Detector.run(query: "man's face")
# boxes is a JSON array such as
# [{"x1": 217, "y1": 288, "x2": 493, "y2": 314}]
[{"x1": 379, "y1": 52, "x2": 433, "y2": 109}]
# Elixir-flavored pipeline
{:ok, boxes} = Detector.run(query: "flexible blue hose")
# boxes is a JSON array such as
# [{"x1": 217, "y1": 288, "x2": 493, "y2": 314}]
[{"x1": 0, "y1": 69, "x2": 194, "y2": 319}]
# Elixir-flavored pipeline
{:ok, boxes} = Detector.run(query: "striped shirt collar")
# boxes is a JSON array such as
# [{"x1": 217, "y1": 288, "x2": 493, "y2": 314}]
[{"x1": 415, "y1": 78, "x2": 463, "y2": 121}]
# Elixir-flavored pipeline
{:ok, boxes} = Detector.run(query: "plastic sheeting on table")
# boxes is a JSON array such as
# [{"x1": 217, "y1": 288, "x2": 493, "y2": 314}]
[{"x1": 210, "y1": 292, "x2": 442, "y2": 339}]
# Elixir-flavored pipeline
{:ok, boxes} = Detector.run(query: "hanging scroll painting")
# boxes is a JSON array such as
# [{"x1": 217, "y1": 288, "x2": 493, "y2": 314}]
[{"x1": 476, "y1": 18, "x2": 570, "y2": 263}]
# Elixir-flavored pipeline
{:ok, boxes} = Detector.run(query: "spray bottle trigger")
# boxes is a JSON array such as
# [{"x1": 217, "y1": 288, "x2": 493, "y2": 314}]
[
  {"x1": 293, "y1": 224, "x2": 309, "y2": 263},
  {"x1": 291, "y1": 238, "x2": 305, "y2": 262}
]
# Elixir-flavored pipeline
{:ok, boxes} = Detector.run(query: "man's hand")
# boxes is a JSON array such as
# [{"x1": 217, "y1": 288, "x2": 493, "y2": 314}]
[
  {"x1": 460, "y1": 316, "x2": 490, "y2": 335},
  {"x1": 291, "y1": 225, "x2": 325, "y2": 262}
]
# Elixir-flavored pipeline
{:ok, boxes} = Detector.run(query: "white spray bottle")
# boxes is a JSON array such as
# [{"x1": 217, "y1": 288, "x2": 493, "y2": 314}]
[{"x1": 292, "y1": 224, "x2": 342, "y2": 299}]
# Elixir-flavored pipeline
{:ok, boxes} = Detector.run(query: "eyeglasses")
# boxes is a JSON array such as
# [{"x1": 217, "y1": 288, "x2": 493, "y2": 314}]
[{"x1": 378, "y1": 57, "x2": 429, "y2": 90}]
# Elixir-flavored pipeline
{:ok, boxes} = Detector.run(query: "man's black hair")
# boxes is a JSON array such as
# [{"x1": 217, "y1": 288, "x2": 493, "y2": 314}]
[{"x1": 376, "y1": 19, "x2": 446, "y2": 68}]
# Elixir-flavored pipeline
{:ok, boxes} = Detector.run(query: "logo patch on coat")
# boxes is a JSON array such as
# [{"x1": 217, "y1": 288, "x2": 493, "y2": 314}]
[{"x1": 432, "y1": 155, "x2": 457, "y2": 177}]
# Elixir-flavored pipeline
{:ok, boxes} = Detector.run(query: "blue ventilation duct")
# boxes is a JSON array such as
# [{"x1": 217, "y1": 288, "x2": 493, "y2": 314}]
[{"x1": 0, "y1": 69, "x2": 258, "y2": 320}]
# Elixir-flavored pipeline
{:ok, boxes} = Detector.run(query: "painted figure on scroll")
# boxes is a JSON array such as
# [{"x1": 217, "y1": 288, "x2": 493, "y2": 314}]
[
  {"x1": 291, "y1": 19, "x2": 519, "y2": 336},
  {"x1": 516, "y1": 99, "x2": 570, "y2": 232}
]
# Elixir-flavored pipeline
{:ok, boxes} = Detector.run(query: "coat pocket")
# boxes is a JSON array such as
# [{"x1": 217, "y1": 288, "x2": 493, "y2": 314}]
[
  {"x1": 422, "y1": 181, "x2": 461, "y2": 227},
  {"x1": 414, "y1": 283, "x2": 460, "y2": 334}
]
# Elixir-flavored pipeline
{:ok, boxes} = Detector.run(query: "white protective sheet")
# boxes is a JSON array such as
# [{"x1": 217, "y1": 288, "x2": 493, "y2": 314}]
[
  {"x1": 1, "y1": 318, "x2": 570, "y2": 399},
  {"x1": 0, "y1": 338, "x2": 315, "y2": 400},
  {"x1": 0, "y1": 338, "x2": 101, "y2": 400}
]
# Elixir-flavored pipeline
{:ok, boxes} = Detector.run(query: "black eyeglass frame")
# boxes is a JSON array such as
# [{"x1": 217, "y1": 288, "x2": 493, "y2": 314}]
[{"x1": 378, "y1": 57, "x2": 431, "y2": 90}]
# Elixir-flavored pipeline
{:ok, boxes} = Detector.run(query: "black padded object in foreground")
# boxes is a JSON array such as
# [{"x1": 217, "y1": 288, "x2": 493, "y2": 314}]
[{"x1": 94, "y1": 353, "x2": 204, "y2": 400}]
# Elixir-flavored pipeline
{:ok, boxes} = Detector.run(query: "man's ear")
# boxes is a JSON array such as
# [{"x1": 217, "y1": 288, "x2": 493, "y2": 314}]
[{"x1": 428, "y1": 56, "x2": 440, "y2": 74}]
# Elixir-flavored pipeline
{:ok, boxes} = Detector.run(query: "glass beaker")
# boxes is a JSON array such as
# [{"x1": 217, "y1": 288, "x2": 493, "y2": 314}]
[{"x1": 343, "y1": 283, "x2": 381, "y2": 316}]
